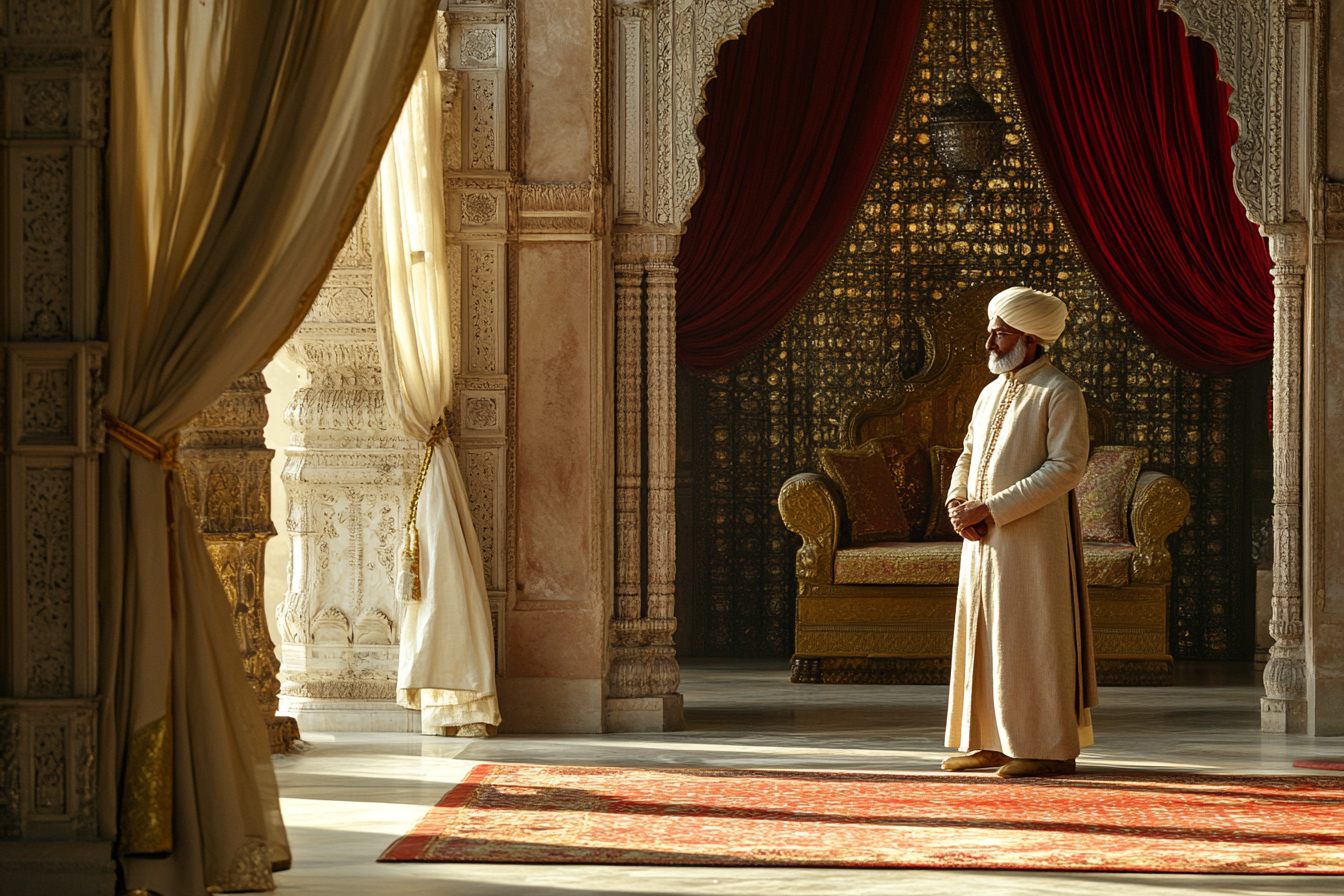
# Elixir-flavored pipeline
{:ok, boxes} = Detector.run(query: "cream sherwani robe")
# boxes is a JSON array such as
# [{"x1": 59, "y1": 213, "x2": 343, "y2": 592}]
[{"x1": 945, "y1": 355, "x2": 1099, "y2": 760}]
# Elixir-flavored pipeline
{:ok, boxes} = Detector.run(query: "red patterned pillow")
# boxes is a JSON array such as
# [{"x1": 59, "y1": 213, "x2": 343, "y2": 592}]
[
  {"x1": 1077, "y1": 446, "x2": 1146, "y2": 544},
  {"x1": 925, "y1": 445, "x2": 965, "y2": 541},
  {"x1": 820, "y1": 443, "x2": 910, "y2": 543},
  {"x1": 868, "y1": 434, "x2": 932, "y2": 540}
]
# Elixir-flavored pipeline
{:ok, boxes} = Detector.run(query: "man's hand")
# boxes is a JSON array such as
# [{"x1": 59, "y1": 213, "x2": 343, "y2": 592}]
[{"x1": 949, "y1": 499, "x2": 993, "y2": 541}]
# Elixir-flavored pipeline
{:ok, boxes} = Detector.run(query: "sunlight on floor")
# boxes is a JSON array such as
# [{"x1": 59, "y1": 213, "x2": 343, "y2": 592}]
[{"x1": 271, "y1": 659, "x2": 1342, "y2": 895}]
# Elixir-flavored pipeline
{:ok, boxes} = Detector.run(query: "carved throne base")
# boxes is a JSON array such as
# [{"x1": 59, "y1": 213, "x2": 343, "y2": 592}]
[{"x1": 790, "y1": 654, "x2": 1173, "y2": 687}]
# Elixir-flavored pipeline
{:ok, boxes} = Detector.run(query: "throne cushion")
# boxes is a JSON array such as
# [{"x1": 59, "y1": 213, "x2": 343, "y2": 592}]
[
  {"x1": 1077, "y1": 446, "x2": 1145, "y2": 543},
  {"x1": 925, "y1": 445, "x2": 964, "y2": 540},
  {"x1": 868, "y1": 434, "x2": 933, "y2": 539},
  {"x1": 818, "y1": 442, "x2": 910, "y2": 542},
  {"x1": 833, "y1": 540, "x2": 1134, "y2": 588}
]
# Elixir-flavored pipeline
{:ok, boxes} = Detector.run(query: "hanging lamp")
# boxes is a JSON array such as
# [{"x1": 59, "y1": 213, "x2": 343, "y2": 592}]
[{"x1": 928, "y1": 0, "x2": 1006, "y2": 195}]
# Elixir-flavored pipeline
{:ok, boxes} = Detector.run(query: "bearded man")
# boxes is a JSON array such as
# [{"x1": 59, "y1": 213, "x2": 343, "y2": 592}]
[{"x1": 941, "y1": 286, "x2": 1099, "y2": 778}]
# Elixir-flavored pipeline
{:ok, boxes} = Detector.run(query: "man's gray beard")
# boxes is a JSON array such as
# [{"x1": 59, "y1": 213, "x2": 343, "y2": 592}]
[{"x1": 988, "y1": 338, "x2": 1028, "y2": 374}]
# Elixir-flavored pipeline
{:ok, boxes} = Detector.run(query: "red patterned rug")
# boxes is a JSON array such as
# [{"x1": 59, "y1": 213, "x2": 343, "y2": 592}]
[{"x1": 380, "y1": 764, "x2": 1344, "y2": 873}]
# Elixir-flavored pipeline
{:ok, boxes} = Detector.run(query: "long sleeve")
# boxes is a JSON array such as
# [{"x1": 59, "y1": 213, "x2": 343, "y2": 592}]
[
  {"x1": 984, "y1": 381, "x2": 1089, "y2": 527},
  {"x1": 948, "y1": 388, "x2": 987, "y2": 504}
]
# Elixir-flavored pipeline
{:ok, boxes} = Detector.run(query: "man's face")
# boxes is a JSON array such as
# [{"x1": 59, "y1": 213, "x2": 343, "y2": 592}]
[{"x1": 985, "y1": 316, "x2": 1026, "y2": 361}]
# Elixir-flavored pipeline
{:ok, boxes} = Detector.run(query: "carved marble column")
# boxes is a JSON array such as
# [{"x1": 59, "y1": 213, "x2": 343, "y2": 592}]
[
  {"x1": 607, "y1": 232, "x2": 683, "y2": 731},
  {"x1": 275, "y1": 215, "x2": 422, "y2": 732},
  {"x1": 178, "y1": 373, "x2": 298, "y2": 753},
  {"x1": 1262, "y1": 222, "x2": 1308, "y2": 734},
  {"x1": 613, "y1": 239, "x2": 645, "y2": 624}
]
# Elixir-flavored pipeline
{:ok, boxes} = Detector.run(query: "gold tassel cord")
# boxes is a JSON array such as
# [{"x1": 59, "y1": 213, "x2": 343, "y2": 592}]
[{"x1": 397, "y1": 412, "x2": 450, "y2": 602}]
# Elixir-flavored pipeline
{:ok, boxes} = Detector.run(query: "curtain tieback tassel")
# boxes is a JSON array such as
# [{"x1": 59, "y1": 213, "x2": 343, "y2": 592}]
[
  {"x1": 104, "y1": 411, "x2": 176, "y2": 467},
  {"x1": 397, "y1": 412, "x2": 450, "y2": 602}
]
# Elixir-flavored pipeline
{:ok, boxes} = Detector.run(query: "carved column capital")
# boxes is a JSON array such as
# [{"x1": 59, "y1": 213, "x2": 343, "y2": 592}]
[
  {"x1": 612, "y1": 230, "x2": 680, "y2": 264},
  {"x1": 1263, "y1": 221, "x2": 1309, "y2": 267}
]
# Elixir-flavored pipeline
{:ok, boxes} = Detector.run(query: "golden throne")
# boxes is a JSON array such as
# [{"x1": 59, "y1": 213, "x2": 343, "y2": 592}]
[{"x1": 777, "y1": 288, "x2": 1191, "y2": 687}]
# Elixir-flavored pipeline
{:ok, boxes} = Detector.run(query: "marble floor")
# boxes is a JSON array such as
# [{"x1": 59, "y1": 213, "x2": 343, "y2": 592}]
[{"x1": 272, "y1": 660, "x2": 1343, "y2": 895}]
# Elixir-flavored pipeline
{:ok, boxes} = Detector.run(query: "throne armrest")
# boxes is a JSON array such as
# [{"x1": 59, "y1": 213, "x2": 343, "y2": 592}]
[
  {"x1": 778, "y1": 473, "x2": 844, "y2": 586},
  {"x1": 1129, "y1": 470, "x2": 1191, "y2": 585}
]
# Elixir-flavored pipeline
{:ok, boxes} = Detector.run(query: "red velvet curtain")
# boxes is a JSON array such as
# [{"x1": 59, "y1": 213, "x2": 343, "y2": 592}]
[
  {"x1": 999, "y1": 0, "x2": 1274, "y2": 375},
  {"x1": 675, "y1": 0, "x2": 924, "y2": 375}
]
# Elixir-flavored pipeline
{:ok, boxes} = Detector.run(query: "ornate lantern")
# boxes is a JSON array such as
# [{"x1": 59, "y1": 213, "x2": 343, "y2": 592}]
[
  {"x1": 928, "y1": 0, "x2": 1006, "y2": 196},
  {"x1": 929, "y1": 83, "x2": 1008, "y2": 194}
]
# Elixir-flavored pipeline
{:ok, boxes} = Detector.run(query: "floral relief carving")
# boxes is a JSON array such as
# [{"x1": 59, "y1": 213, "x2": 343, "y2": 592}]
[
  {"x1": 469, "y1": 76, "x2": 497, "y2": 169},
  {"x1": 0, "y1": 713, "x2": 19, "y2": 837},
  {"x1": 461, "y1": 191, "x2": 498, "y2": 226},
  {"x1": 468, "y1": 246, "x2": 498, "y2": 372},
  {"x1": 23, "y1": 79, "x2": 71, "y2": 132},
  {"x1": 461, "y1": 28, "x2": 497, "y2": 66},
  {"x1": 333, "y1": 213, "x2": 373, "y2": 268},
  {"x1": 465, "y1": 396, "x2": 499, "y2": 430},
  {"x1": 310, "y1": 286, "x2": 374, "y2": 323},
  {"x1": 22, "y1": 366, "x2": 72, "y2": 443},
  {"x1": 466, "y1": 450, "x2": 497, "y2": 580},
  {"x1": 22, "y1": 150, "x2": 74, "y2": 340},
  {"x1": 26, "y1": 467, "x2": 75, "y2": 697},
  {"x1": 31, "y1": 723, "x2": 67, "y2": 816},
  {"x1": 13, "y1": 0, "x2": 81, "y2": 35}
]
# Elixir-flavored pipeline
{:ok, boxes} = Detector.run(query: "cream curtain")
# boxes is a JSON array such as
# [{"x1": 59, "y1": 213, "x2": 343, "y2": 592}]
[
  {"x1": 101, "y1": 2, "x2": 436, "y2": 893},
  {"x1": 371, "y1": 42, "x2": 501, "y2": 735}
]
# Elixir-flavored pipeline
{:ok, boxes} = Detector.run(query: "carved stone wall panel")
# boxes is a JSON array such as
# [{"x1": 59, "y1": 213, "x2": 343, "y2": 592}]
[
  {"x1": 0, "y1": 699, "x2": 98, "y2": 839},
  {"x1": 462, "y1": 446, "x2": 504, "y2": 590},
  {"x1": 5, "y1": 343, "x2": 103, "y2": 453},
  {"x1": 465, "y1": 243, "x2": 503, "y2": 374},
  {"x1": 515, "y1": 181, "x2": 599, "y2": 236},
  {"x1": 22, "y1": 465, "x2": 74, "y2": 698},
  {"x1": 449, "y1": 188, "x2": 506, "y2": 234},
  {"x1": 2, "y1": 0, "x2": 112, "y2": 864},
  {"x1": 460, "y1": 389, "x2": 506, "y2": 436},
  {"x1": 464, "y1": 70, "x2": 505, "y2": 172},
  {"x1": 450, "y1": 22, "x2": 505, "y2": 70}
]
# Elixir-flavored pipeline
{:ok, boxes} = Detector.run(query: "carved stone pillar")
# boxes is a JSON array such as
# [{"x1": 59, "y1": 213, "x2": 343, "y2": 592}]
[
  {"x1": 178, "y1": 373, "x2": 298, "y2": 753},
  {"x1": 1262, "y1": 222, "x2": 1308, "y2": 734},
  {"x1": 613, "y1": 241, "x2": 644, "y2": 624},
  {"x1": 275, "y1": 214, "x2": 422, "y2": 732},
  {"x1": 0, "y1": 1, "x2": 113, "y2": 884},
  {"x1": 607, "y1": 232, "x2": 683, "y2": 732}
]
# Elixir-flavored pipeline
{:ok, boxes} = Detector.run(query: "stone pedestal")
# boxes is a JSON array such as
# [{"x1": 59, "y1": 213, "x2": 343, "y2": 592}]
[{"x1": 275, "y1": 214, "x2": 422, "y2": 732}]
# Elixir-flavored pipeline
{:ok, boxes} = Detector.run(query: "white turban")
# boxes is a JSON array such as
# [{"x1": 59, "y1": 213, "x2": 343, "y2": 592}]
[{"x1": 987, "y1": 286, "x2": 1068, "y2": 348}]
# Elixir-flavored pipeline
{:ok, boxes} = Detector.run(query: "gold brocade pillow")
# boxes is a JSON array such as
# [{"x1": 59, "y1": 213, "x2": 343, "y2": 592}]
[
  {"x1": 925, "y1": 445, "x2": 964, "y2": 541},
  {"x1": 819, "y1": 443, "x2": 910, "y2": 543},
  {"x1": 1077, "y1": 445, "x2": 1146, "y2": 544},
  {"x1": 868, "y1": 434, "x2": 932, "y2": 540}
]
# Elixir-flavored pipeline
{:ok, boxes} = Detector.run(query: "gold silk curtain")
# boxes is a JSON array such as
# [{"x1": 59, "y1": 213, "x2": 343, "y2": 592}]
[
  {"x1": 371, "y1": 41, "x2": 500, "y2": 735},
  {"x1": 101, "y1": 1, "x2": 436, "y2": 892}
]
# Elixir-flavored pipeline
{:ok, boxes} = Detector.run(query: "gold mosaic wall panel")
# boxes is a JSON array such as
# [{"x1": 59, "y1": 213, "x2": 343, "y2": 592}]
[{"x1": 686, "y1": 0, "x2": 1255, "y2": 661}]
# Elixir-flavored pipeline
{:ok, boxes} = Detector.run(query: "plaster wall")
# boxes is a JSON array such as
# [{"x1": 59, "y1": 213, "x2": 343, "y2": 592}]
[
  {"x1": 521, "y1": 0, "x2": 596, "y2": 182},
  {"x1": 1305, "y1": 0, "x2": 1344, "y2": 736},
  {"x1": 501, "y1": 0, "x2": 610, "y2": 732}
]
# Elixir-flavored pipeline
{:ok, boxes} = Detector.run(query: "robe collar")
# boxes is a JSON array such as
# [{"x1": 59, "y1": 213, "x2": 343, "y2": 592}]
[{"x1": 1001, "y1": 353, "x2": 1052, "y2": 383}]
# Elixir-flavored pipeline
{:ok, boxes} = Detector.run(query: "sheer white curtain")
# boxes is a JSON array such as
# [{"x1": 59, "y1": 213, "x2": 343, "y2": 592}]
[
  {"x1": 371, "y1": 40, "x2": 501, "y2": 735},
  {"x1": 102, "y1": 2, "x2": 436, "y2": 892}
]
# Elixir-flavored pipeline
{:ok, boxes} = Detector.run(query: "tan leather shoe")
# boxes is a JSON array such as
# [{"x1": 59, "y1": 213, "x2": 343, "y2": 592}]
[
  {"x1": 997, "y1": 757, "x2": 1076, "y2": 778},
  {"x1": 941, "y1": 750, "x2": 1011, "y2": 771}
]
